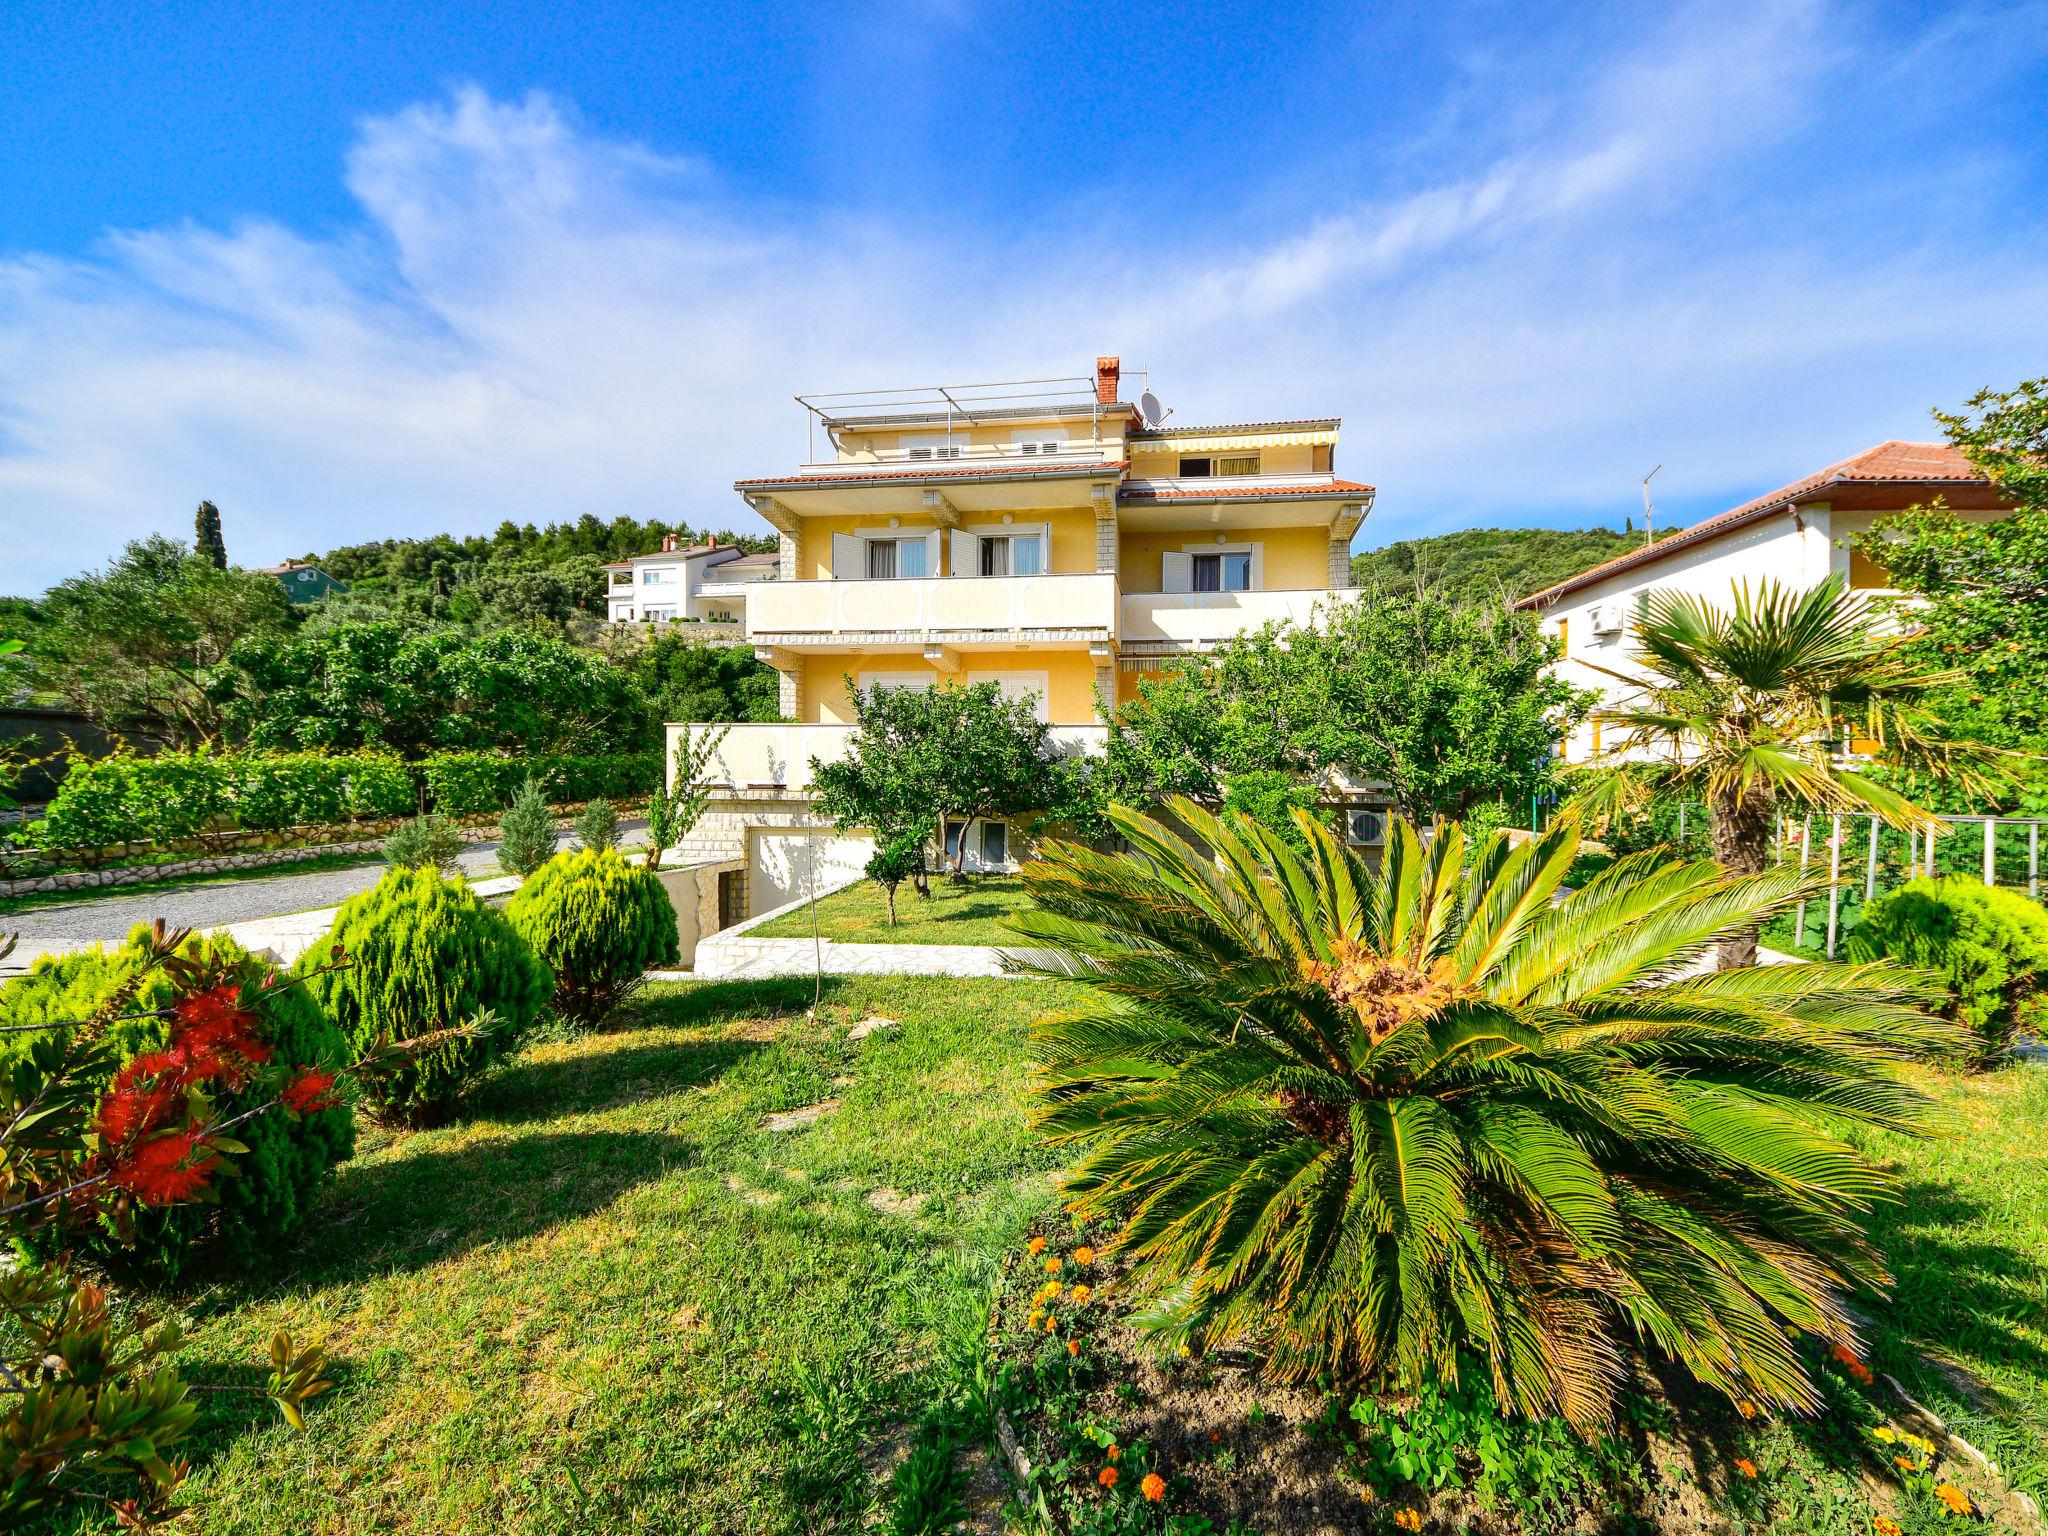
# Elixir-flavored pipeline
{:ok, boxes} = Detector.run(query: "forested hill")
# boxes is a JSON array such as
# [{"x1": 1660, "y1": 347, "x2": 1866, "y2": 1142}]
[
  {"x1": 1349, "y1": 526, "x2": 1664, "y2": 608},
  {"x1": 305, "y1": 514, "x2": 777, "y2": 628}
]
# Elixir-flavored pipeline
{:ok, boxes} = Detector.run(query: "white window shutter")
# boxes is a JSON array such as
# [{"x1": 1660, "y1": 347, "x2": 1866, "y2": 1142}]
[
  {"x1": 925, "y1": 529, "x2": 943, "y2": 576},
  {"x1": 950, "y1": 529, "x2": 978, "y2": 577},
  {"x1": 831, "y1": 532, "x2": 864, "y2": 580},
  {"x1": 1162, "y1": 551, "x2": 1193, "y2": 594},
  {"x1": 1029, "y1": 523, "x2": 1052, "y2": 574},
  {"x1": 1250, "y1": 542, "x2": 1265, "y2": 592}
]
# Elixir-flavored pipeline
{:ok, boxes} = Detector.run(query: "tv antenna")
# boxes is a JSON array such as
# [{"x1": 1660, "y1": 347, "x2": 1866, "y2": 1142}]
[{"x1": 1640, "y1": 465, "x2": 1661, "y2": 547}]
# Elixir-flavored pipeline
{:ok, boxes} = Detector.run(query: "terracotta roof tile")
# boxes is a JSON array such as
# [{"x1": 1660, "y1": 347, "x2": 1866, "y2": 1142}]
[{"x1": 1516, "y1": 442, "x2": 1994, "y2": 608}]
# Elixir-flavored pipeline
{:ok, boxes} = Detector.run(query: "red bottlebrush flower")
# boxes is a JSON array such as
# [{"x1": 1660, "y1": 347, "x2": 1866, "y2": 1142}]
[
  {"x1": 171, "y1": 987, "x2": 272, "y2": 1080},
  {"x1": 173, "y1": 983, "x2": 247, "y2": 1032},
  {"x1": 97, "y1": 1053, "x2": 188, "y2": 1143},
  {"x1": 111, "y1": 1130, "x2": 220, "y2": 1206},
  {"x1": 281, "y1": 1069, "x2": 339, "y2": 1114}
]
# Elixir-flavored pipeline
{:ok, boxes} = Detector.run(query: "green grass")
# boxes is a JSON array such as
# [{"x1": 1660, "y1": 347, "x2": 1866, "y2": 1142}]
[
  {"x1": 109, "y1": 974, "x2": 1070, "y2": 1535},
  {"x1": 751, "y1": 876, "x2": 1036, "y2": 946},
  {"x1": 0, "y1": 848, "x2": 387, "y2": 917}
]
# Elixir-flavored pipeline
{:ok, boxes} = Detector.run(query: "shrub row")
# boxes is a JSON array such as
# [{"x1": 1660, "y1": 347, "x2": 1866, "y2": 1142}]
[{"x1": 32, "y1": 748, "x2": 658, "y2": 850}]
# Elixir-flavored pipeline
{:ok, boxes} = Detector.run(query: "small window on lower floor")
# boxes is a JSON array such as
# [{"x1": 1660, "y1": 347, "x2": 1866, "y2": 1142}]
[
  {"x1": 944, "y1": 820, "x2": 966, "y2": 860},
  {"x1": 981, "y1": 822, "x2": 1008, "y2": 865}
]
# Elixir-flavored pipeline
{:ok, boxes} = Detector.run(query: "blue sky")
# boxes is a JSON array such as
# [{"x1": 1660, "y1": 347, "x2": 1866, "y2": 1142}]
[{"x1": 3, "y1": 0, "x2": 2046, "y2": 591}]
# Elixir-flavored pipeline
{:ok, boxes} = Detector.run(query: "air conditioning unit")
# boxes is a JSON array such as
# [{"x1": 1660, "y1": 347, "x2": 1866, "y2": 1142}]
[
  {"x1": 1589, "y1": 603, "x2": 1624, "y2": 636},
  {"x1": 1346, "y1": 809, "x2": 1387, "y2": 847}
]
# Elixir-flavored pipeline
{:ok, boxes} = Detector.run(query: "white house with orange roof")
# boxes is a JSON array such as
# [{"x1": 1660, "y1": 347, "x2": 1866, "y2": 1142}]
[
  {"x1": 664, "y1": 355, "x2": 1379, "y2": 914},
  {"x1": 1516, "y1": 441, "x2": 2013, "y2": 763}
]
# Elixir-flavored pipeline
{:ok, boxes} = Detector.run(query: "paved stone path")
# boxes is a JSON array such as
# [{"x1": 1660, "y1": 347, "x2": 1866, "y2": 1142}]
[{"x1": 1, "y1": 822, "x2": 648, "y2": 974}]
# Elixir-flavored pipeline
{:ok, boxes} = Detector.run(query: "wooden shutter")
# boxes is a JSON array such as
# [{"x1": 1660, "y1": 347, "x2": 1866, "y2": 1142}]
[
  {"x1": 1161, "y1": 551, "x2": 1193, "y2": 594},
  {"x1": 831, "y1": 532, "x2": 864, "y2": 581}
]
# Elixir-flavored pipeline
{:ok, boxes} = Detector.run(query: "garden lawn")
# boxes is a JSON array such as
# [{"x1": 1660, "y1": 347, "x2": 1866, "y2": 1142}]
[
  {"x1": 750, "y1": 875, "x2": 1036, "y2": 945},
  {"x1": 125, "y1": 974, "x2": 1074, "y2": 1536}
]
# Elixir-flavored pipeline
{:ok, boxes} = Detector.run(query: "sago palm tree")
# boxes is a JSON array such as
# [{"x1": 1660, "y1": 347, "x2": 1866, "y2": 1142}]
[
  {"x1": 1573, "y1": 575, "x2": 2002, "y2": 966},
  {"x1": 1008, "y1": 799, "x2": 1957, "y2": 1432}
]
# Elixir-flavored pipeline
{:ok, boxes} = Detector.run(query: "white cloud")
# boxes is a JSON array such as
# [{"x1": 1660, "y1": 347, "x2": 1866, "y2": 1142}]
[{"x1": 1, "y1": 1, "x2": 2044, "y2": 591}]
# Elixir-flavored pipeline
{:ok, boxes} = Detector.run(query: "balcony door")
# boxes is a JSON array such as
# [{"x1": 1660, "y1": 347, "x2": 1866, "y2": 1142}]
[{"x1": 951, "y1": 524, "x2": 1050, "y2": 578}]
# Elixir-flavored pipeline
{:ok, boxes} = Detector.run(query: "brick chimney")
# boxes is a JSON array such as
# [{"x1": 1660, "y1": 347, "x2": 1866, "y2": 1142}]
[
  {"x1": 1095, "y1": 355, "x2": 1120, "y2": 404},
  {"x1": 661, "y1": 533, "x2": 679, "y2": 552}
]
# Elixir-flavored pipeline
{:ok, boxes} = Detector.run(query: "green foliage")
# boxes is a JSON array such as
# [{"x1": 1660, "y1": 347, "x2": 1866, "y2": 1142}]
[
  {"x1": 1847, "y1": 877, "x2": 2048, "y2": 1068},
  {"x1": 1012, "y1": 800, "x2": 1960, "y2": 1429},
  {"x1": 864, "y1": 829, "x2": 932, "y2": 925},
  {"x1": 813, "y1": 680, "x2": 1058, "y2": 875},
  {"x1": 28, "y1": 534, "x2": 291, "y2": 747},
  {"x1": 1850, "y1": 377, "x2": 2048, "y2": 782},
  {"x1": 300, "y1": 868, "x2": 550, "y2": 1124},
  {"x1": 424, "y1": 748, "x2": 657, "y2": 816},
  {"x1": 504, "y1": 847, "x2": 681, "y2": 1028},
  {"x1": 33, "y1": 748, "x2": 413, "y2": 849},
  {"x1": 1099, "y1": 593, "x2": 1583, "y2": 823},
  {"x1": 215, "y1": 622, "x2": 654, "y2": 757},
  {"x1": 383, "y1": 811, "x2": 465, "y2": 875},
  {"x1": 1346, "y1": 1368, "x2": 1640, "y2": 1524},
  {"x1": 193, "y1": 499, "x2": 228, "y2": 569},
  {"x1": 645, "y1": 724, "x2": 727, "y2": 870},
  {"x1": 631, "y1": 635, "x2": 780, "y2": 727},
  {"x1": 0, "y1": 926, "x2": 354, "y2": 1278},
  {"x1": 1350, "y1": 525, "x2": 1651, "y2": 608},
  {"x1": 574, "y1": 796, "x2": 620, "y2": 851},
  {"x1": 1220, "y1": 770, "x2": 1322, "y2": 858},
  {"x1": 883, "y1": 1433, "x2": 969, "y2": 1535},
  {"x1": 497, "y1": 777, "x2": 559, "y2": 879}
]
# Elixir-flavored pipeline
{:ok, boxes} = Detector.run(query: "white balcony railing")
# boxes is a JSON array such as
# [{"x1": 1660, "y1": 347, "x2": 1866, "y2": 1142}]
[
  {"x1": 670, "y1": 722, "x2": 1109, "y2": 795},
  {"x1": 799, "y1": 440, "x2": 1118, "y2": 474},
  {"x1": 748, "y1": 573, "x2": 1117, "y2": 644},
  {"x1": 1119, "y1": 587, "x2": 1362, "y2": 653}
]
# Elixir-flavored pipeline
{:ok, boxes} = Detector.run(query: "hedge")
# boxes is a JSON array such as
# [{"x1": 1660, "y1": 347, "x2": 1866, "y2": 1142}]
[
  {"x1": 31, "y1": 748, "x2": 658, "y2": 850},
  {"x1": 1847, "y1": 876, "x2": 2048, "y2": 1068}
]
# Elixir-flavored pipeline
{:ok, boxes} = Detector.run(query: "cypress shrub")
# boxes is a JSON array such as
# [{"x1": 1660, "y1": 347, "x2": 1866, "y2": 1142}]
[
  {"x1": 574, "y1": 796, "x2": 619, "y2": 852},
  {"x1": 1847, "y1": 876, "x2": 2048, "y2": 1068},
  {"x1": 0, "y1": 926, "x2": 355, "y2": 1280},
  {"x1": 498, "y1": 777, "x2": 558, "y2": 879},
  {"x1": 299, "y1": 868, "x2": 551, "y2": 1124},
  {"x1": 505, "y1": 847, "x2": 681, "y2": 1029},
  {"x1": 383, "y1": 811, "x2": 464, "y2": 874}
]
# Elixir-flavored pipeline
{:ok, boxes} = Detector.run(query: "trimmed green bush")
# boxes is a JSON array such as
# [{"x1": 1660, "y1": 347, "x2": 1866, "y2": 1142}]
[
  {"x1": 421, "y1": 751, "x2": 658, "y2": 817},
  {"x1": 0, "y1": 926, "x2": 354, "y2": 1280},
  {"x1": 574, "y1": 797, "x2": 619, "y2": 852},
  {"x1": 36, "y1": 750, "x2": 414, "y2": 849},
  {"x1": 383, "y1": 811, "x2": 464, "y2": 874},
  {"x1": 505, "y1": 847, "x2": 680, "y2": 1028},
  {"x1": 1847, "y1": 876, "x2": 2048, "y2": 1067},
  {"x1": 299, "y1": 868, "x2": 551, "y2": 1124}
]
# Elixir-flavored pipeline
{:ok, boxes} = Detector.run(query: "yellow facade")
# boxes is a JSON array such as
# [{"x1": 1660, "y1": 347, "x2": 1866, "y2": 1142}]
[
  {"x1": 791, "y1": 507, "x2": 1100, "y2": 580},
  {"x1": 1116, "y1": 524, "x2": 1331, "y2": 594},
  {"x1": 801, "y1": 649, "x2": 1101, "y2": 726}
]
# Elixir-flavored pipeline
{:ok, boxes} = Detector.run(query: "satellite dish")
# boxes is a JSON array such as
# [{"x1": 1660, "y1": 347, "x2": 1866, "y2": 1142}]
[{"x1": 1139, "y1": 389, "x2": 1170, "y2": 428}]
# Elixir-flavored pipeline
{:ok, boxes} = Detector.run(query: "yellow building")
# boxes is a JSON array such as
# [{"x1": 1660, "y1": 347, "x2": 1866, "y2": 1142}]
[{"x1": 669, "y1": 357, "x2": 1375, "y2": 914}]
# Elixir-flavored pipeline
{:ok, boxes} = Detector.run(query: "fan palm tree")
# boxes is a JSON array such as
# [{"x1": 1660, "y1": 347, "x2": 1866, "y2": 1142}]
[
  {"x1": 1009, "y1": 799, "x2": 1957, "y2": 1432},
  {"x1": 1573, "y1": 576, "x2": 2004, "y2": 966}
]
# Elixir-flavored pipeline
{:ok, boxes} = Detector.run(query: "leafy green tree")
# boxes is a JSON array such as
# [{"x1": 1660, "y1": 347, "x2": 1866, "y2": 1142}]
[
  {"x1": 632, "y1": 635, "x2": 780, "y2": 726},
  {"x1": 645, "y1": 724, "x2": 728, "y2": 870},
  {"x1": 1851, "y1": 377, "x2": 2048, "y2": 796},
  {"x1": 1101, "y1": 594, "x2": 1583, "y2": 824},
  {"x1": 193, "y1": 500, "x2": 228, "y2": 569},
  {"x1": 1350, "y1": 526, "x2": 1655, "y2": 608},
  {"x1": 497, "y1": 777, "x2": 558, "y2": 879},
  {"x1": 1575, "y1": 577, "x2": 2003, "y2": 967},
  {"x1": 35, "y1": 536, "x2": 290, "y2": 746},
  {"x1": 812, "y1": 680, "x2": 1056, "y2": 877},
  {"x1": 864, "y1": 827, "x2": 934, "y2": 924},
  {"x1": 1011, "y1": 800, "x2": 1957, "y2": 1429}
]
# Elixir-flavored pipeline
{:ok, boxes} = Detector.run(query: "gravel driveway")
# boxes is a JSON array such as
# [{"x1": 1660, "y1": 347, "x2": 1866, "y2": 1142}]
[{"x1": 1, "y1": 822, "x2": 649, "y2": 973}]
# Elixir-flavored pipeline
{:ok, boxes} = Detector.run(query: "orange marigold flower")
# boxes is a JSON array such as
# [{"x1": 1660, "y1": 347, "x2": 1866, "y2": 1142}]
[
  {"x1": 1074, "y1": 1245, "x2": 1095, "y2": 1264},
  {"x1": 1071, "y1": 1284, "x2": 1093, "y2": 1304},
  {"x1": 1734, "y1": 1458, "x2": 1758, "y2": 1479},
  {"x1": 1394, "y1": 1511, "x2": 1423, "y2": 1532},
  {"x1": 1894, "y1": 1456, "x2": 1917, "y2": 1473},
  {"x1": 1045, "y1": 1282, "x2": 1063, "y2": 1299},
  {"x1": 1045, "y1": 1256, "x2": 1062, "y2": 1273},
  {"x1": 1067, "y1": 1339, "x2": 1080, "y2": 1356},
  {"x1": 1044, "y1": 1316, "x2": 1057, "y2": 1333},
  {"x1": 1935, "y1": 1484, "x2": 1972, "y2": 1516},
  {"x1": 1105, "y1": 1444, "x2": 1120, "y2": 1462},
  {"x1": 1098, "y1": 1466, "x2": 1118, "y2": 1488},
  {"x1": 1141, "y1": 1472, "x2": 1166, "y2": 1502},
  {"x1": 1736, "y1": 1399, "x2": 1757, "y2": 1420},
  {"x1": 1873, "y1": 1519, "x2": 1901, "y2": 1536},
  {"x1": 1027, "y1": 1236, "x2": 1046, "y2": 1255}
]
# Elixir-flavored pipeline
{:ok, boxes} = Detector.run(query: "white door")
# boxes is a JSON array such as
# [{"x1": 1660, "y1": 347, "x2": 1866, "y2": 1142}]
[{"x1": 747, "y1": 829, "x2": 873, "y2": 917}]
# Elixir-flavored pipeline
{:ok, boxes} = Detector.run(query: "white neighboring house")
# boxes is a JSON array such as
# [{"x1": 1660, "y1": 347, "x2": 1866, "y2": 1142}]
[
  {"x1": 1516, "y1": 442, "x2": 2013, "y2": 764},
  {"x1": 604, "y1": 536, "x2": 777, "y2": 634}
]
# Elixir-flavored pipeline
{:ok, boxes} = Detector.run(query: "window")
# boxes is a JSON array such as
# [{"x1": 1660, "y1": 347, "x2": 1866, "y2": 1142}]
[
  {"x1": 643, "y1": 606, "x2": 676, "y2": 622},
  {"x1": 1178, "y1": 456, "x2": 1212, "y2": 477},
  {"x1": 944, "y1": 820, "x2": 966, "y2": 861},
  {"x1": 866, "y1": 537, "x2": 928, "y2": 580},
  {"x1": 1191, "y1": 551, "x2": 1252, "y2": 592},
  {"x1": 1178, "y1": 454, "x2": 1259, "y2": 477},
  {"x1": 979, "y1": 533, "x2": 1042, "y2": 577},
  {"x1": 981, "y1": 822, "x2": 1008, "y2": 865},
  {"x1": 903, "y1": 434, "x2": 965, "y2": 460},
  {"x1": 1012, "y1": 427, "x2": 1068, "y2": 457},
  {"x1": 642, "y1": 569, "x2": 665, "y2": 583}
]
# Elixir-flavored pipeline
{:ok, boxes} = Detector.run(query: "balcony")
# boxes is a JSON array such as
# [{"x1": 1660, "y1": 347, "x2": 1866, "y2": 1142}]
[
  {"x1": 1119, "y1": 587, "x2": 1363, "y2": 656},
  {"x1": 798, "y1": 440, "x2": 1118, "y2": 474},
  {"x1": 747, "y1": 573, "x2": 1117, "y2": 650},
  {"x1": 670, "y1": 721, "x2": 1108, "y2": 795}
]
